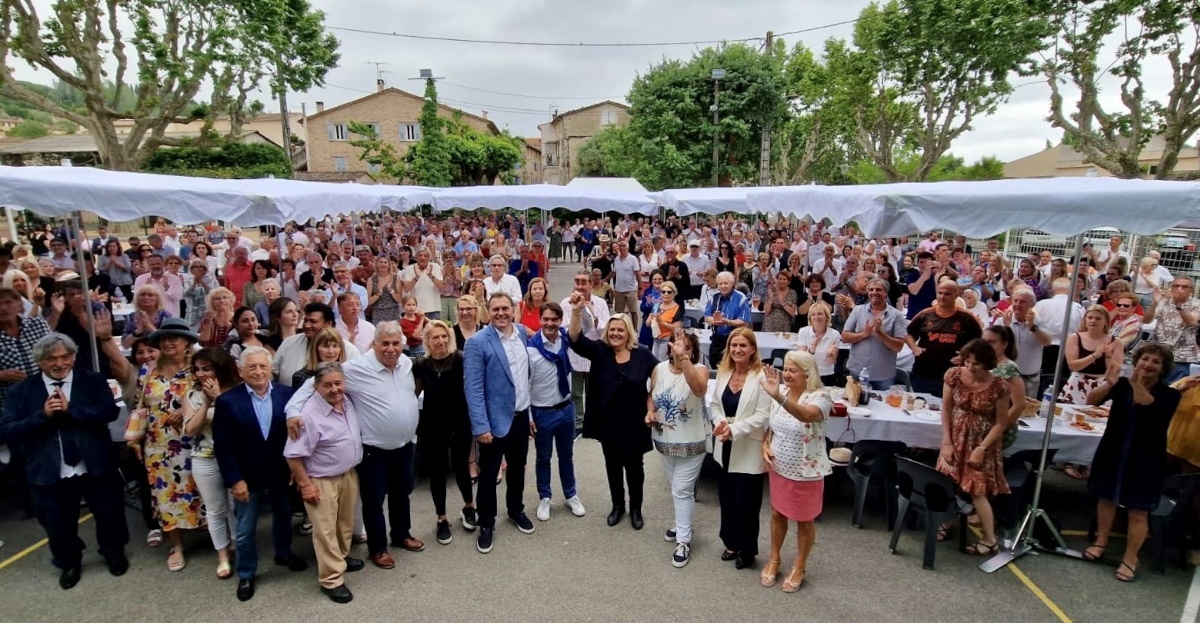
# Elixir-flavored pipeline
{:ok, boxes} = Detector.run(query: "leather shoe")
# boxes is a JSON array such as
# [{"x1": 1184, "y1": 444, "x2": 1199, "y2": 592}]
[
  {"x1": 105, "y1": 555, "x2": 129, "y2": 577},
  {"x1": 274, "y1": 553, "x2": 308, "y2": 572},
  {"x1": 58, "y1": 566, "x2": 81, "y2": 590},
  {"x1": 344, "y1": 557, "x2": 365, "y2": 573},
  {"x1": 606, "y1": 506, "x2": 625, "y2": 527},
  {"x1": 629, "y1": 509, "x2": 645, "y2": 531},
  {"x1": 370, "y1": 551, "x2": 395, "y2": 569},
  {"x1": 720, "y1": 549, "x2": 738, "y2": 562},
  {"x1": 321, "y1": 584, "x2": 354, "y2": 604},
  {"x1": 394, "y1": 536, "x2": 425, "y2": 552},
  {"x1": 735, "y1": 554, "x2": 756, "y2": 570},
  {"x1": 236, "y1": 577, "x2": 255, "y2": 602}
]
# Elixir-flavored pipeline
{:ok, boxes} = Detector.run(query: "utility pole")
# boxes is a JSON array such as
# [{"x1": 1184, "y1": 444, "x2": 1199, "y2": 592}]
[
  {"x1": 276, "y1": 60, "x2": 294, "y2": 173},
  {"x1": 760, "y1": 31, "x2": 774, "y2": 187},
  {"x1": 711, "y1": 68, "x2": 725, "y2": 187}
]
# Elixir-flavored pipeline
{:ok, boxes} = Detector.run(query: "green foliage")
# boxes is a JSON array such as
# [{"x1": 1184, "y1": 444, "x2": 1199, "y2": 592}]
[
  {"x1": 6, "y1": 120, "x2": 49, "y2": 138},
  {"x1": 141, "y1": 141, "x2": 292, "y2": 179},
  {"x1": 847, "y1": 153, "x2": 1006, "y2": 184},
  {"x1": 406, "y1": 80, "x2": 454, "y2": 186}
]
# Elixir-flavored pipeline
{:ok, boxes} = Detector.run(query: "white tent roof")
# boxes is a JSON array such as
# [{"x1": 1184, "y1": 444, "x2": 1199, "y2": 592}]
[
  {"x1": 431, "y1": 183, "x2": 657, "y2": 214},
  {"x1": 659, "y1": 187, "x2": 749, "y2": 215},
  {"x1": 565, "y1": 177, "x2": 650, "y2": 194},
  {"x1": 747, "y1": 177, "x2": 1200, "y2": 237}
]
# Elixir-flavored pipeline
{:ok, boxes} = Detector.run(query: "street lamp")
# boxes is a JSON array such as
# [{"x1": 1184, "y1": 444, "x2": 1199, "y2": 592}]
[{"x1": 711, "y1": 69, "x2": 725, "y2": 187}]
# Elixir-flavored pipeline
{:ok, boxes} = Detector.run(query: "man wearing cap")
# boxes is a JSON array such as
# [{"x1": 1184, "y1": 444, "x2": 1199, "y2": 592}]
[
  {"x1": 590, "y1": 236, "x2": 614, "y2": 281},
  {"x1": 682, "y1": 241, "x2": 711, "y2": 301}
]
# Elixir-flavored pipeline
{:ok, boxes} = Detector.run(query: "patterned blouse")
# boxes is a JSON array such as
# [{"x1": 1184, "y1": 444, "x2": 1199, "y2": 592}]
[
  {"x1": 768, "y1": 389, "x2": 833, "y2": 481},
  {"x1": 650, "y1": 361, "x2": 708, "y2": 457}
]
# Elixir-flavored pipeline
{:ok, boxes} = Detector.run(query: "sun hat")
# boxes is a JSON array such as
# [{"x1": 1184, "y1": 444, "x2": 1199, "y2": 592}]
[{"x1": 147, "y1": 317, "x2": 200, "y2": 347}]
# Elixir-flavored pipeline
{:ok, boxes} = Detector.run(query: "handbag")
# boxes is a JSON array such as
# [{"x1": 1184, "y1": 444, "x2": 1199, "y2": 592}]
[{"x1": 828, "y1": 414, "x2": 856, "y2": 465}]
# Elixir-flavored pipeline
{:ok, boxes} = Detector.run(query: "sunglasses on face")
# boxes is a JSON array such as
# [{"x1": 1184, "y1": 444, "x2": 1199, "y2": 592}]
[{"x1": 1115, "y1": 303, "x2": 1133, "y2": 309}]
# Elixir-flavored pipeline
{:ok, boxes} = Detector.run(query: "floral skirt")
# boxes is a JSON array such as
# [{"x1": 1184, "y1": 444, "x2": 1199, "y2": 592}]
[
  {"x1": 144, "y1": 443, "x2": 206, "y2": 531},
  {"x1": 1058, "y1": 372, "x2": 1105, "y2": 405}
]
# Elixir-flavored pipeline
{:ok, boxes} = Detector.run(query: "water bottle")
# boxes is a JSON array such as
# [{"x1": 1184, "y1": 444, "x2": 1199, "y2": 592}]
[
  {"x1": 859, "y1": 367, "x2": 871, "y2": 405},
  {"x1": 1040, "y1": 387, "x2": 1054, "y2": 419}
]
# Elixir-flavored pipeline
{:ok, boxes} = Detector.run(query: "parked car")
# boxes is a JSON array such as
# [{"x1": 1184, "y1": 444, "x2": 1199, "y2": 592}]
[
  {"x1": 1155, "y1": 230, "x2": 1197, "y2": 266},
  {"x1": 1019, "y1": 227, "x2": 1119, "y2": 256}
]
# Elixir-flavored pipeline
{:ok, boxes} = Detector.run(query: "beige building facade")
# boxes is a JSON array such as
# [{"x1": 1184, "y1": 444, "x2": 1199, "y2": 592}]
[
  {"x1": 520, "y1": 138, "x2": 542, "y2": 184},
  {"x1": 1004, "y1": 136, "x2": 1200, "y2": 179},
  {"x1": 111, "y1": 113, "x2": 305, "y2": 149},
  {"x1": 538, "y1": 101, "x2": 630, "y2": 185},
  {"x1": 303, "y1": 87, "x2": 500, "y2": 175}
]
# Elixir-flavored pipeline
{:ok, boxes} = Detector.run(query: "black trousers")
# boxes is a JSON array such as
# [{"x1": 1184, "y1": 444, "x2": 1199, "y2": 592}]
[
  {"x1": 358, "y1": 443, "x2": 416, "y2": 556},
  {"x1": 31, "y1": 472, "x2": 129, "y2": 569},
  {"x1": 708, "y1": 333, "x2": 729, "y2": 368},
  {"x1": 717, "y1": 468, "x2": 764, "y2": 558},
  {"x1": 1039, "y1": 345, "x2": 1062, "y2": 396},
  {"x1": 422, "y1": 432, "x2": 475, "y2": 517},
  {"x1": 477, "y1": 414, "x2": 530, "y2": 529},
  {"x1": 600, "y1": 439, "x2": 645, "y2": 511}
]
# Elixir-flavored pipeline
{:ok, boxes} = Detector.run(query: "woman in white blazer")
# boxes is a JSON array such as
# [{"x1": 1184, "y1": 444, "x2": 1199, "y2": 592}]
[{"x1": 710, "y1": 327, "x2": 774, "y2": 570}]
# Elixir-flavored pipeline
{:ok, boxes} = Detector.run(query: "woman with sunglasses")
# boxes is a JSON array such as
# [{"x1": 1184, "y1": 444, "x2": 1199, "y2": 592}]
[{"x1": 647, "y1": 280, "x2": 683, "y2": 360}]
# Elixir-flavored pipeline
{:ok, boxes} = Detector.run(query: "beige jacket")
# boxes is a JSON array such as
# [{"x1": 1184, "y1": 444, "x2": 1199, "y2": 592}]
[{"x1": 709, "y1": 368, "x2": 772, "y2": 475}]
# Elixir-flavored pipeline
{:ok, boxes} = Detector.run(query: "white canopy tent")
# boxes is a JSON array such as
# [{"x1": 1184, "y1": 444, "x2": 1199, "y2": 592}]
[
  {"x1": 659, "y1": 187, "x2": 749, "y2": 216},
  {"x1": 430, "y1": 183, "x2": 658, "y2": 215},
  {"x1": 746, "y1": 177, "x2": 1200, "y2": 237}
]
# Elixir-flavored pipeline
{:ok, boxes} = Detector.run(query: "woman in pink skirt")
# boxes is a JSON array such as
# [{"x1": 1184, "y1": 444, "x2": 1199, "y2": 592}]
[{"x1": 759, "y1": 350, "x2": 832, "y2": 593}]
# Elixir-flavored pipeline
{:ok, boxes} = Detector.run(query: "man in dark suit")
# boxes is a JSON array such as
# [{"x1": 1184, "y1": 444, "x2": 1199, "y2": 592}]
[
  {"x1": 0, "y1": 332, "x2": 127, "y2": 589},
  {"x1": 214, "y1": 345, "x2": 307, "y2": 602},
  {"x1": 770, "y1": 236, "x2": 793, "y2": 273}
]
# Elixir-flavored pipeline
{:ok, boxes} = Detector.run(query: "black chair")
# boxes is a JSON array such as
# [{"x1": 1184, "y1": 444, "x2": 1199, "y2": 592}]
[
  {"x1": 997, "y1": 448, "x2": 1058, "y2": 532},
  {"x1": 1150, "y1": 473, "x2": 1200, "y2": 573},
  {"x1": 893, "y1": 369, "x2": 913, "y2": 392},
  {"x1": 848, "y1": 440, "x2": 907, "y2": 530},
  {"x1": 766, "y1": 348, "x2": 789, "y2": 370},
  {"x1": 888, "y1": 456, "x2": 967, "y2": 570},
  {"x1": 682, "y1": 315, "x2": 699, "y2": 329}
]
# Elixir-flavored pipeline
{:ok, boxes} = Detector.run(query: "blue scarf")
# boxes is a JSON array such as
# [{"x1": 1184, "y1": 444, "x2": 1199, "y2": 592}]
[{"x1": 528, "y1": 328, "x2": 572, "y2": 398}]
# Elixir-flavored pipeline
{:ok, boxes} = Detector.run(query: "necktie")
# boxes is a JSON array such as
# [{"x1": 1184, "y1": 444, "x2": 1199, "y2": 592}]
[{"x1": 53, "y1": 381, "x2": 80, "y2": 467}]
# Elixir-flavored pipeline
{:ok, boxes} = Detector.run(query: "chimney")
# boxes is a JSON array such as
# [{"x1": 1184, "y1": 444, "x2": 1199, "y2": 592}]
[
  {"x1": 376, "y1": 79, "x2": 385, "y2": 92},
  {"x1": 481, "y1": 110, "x2": 488, "y2": 120},
  {"x1": 315, "y1": 101, "x2": 325, "y2": 113}
]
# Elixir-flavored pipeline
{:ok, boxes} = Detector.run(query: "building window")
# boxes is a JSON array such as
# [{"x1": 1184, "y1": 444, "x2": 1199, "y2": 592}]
[
  {"x1": 599, "y1": 110, "x2": 619, "y2": 126},
  {"x1": 368, "y1": 163, "x2": 381, "y2": 173},
  {"x1": 334, "y1": 157, "x2": 348, "y2": 172},
  {"x1": 545, "y1": 141, "x2": 558, "y2": 166},
  {"x1": 359, "y1": 122, "x2": 381, "y2": 139},
  {"x1": 400, "y1": 123, "x2": 422, "y2": 142},
  {"x1": 327, "y1": 123, "x2": 348, "y2": 141}
]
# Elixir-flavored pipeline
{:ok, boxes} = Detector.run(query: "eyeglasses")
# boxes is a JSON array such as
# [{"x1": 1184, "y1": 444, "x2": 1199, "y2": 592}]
[{"x1": 1115, "y1": 303, "x2": 1133, "y2": 309}]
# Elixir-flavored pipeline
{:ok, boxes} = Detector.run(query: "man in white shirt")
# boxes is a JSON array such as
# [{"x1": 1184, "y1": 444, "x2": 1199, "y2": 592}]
[
  {"x1": 1032, "y1": 277, "x2": 1084, "y2": 393},
  {"x1": 1096, "y1": 235, "x2": 1130, "y2": 273},
  {"x1": 992, "y1": 286, "x2": 1051, "y2": 398},
  {"x1": 329, "y1": 262, "x2": 368, "y2": 321},
  {"x1": 1148, "y1": 250, "x2": 1174, "y2": 283},
  {"x1": 526, "y1": 301, "x2": 586, "y2": 523},
  {"x1": 134, "y1": 254, "x2": 184, "y2": 317},
  {"x1": 811, "y1": 245, "x2": 844, "y2": 289},
  {"x1": 560, "y1": 270, "x2": 609, "y2": 433},
  {"x1": 272, "y1": 303, "x2": 360, "y2": 387},
  {"x1": 610, "y1": 240, "x2": 642, "y2": 327},
  {"x1": 483, "y1": 256, "x2": 522, "y2": 303},
  {"x1": 400, "y1": 249, "x2": 444, "y2": 319},
  {"x1": 334, "y1": 292, "x2": 375, "y2": 354},
  {"x1": 681, "y1": 241, "x2": 711, "y2": 301},
  {"x1": 286, "y1": 322, "x2": 422, "y2": 568}
]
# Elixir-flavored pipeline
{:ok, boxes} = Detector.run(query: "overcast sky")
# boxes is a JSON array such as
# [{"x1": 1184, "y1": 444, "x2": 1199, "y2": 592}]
[{"x1": 11, "y1": 0, "x2": 1176, "y2": 166}]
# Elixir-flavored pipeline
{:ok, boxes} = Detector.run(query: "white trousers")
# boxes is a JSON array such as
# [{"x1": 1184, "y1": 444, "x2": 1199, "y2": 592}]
[
  {"x1": 658, "y1": 454, "x2": 706, "y2": 544},
  {"x1": 191, "y1": 455, "x2": 234, "y2": 551}
]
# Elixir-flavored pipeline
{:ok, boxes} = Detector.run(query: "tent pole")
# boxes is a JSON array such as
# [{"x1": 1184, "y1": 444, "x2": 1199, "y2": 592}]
[
  {"x1": 72, "y1": 211, "x2": 101, "y2": 374},
  {"x1": 980, "y1": 233, "x2": 1084, "y2": 573},
  {"x1": 5, "y1": 206, "x2": 17, "y2": 245}
]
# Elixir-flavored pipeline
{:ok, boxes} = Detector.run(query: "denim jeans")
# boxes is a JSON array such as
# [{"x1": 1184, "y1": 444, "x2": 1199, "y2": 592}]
[
  {"x1": 232, "y1": 486, "x2": 293, "y2": 580},
  {"x1": 532, "y1": 403, "x2": 577, "y2": 501},
  {"x1": 659, "y1": 454, "x2": 705, "y2": 544}
]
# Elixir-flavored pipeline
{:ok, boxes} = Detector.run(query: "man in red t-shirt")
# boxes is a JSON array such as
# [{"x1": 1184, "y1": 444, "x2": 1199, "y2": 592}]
[
  {"x1": 222, "y1": 246, "x2": 254, "y2": 307},
  {"x1": 905, "y1": 280, "x2": 983, "y2": 395}
]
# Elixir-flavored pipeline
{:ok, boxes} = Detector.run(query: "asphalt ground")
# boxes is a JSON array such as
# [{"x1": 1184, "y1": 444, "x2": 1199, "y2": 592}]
[{"x1": 0, "y1": 259, "x2": 1193, "y2": 622}]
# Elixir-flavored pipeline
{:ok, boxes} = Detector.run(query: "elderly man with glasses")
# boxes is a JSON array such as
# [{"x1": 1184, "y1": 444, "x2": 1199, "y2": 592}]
[{"x1": 1151, "y1": 277, "x2": 1200, "y2": 382}]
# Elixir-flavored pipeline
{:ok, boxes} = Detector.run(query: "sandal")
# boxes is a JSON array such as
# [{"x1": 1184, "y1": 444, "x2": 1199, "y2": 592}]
[
  {"x1": 781, "y1": 566, "x2": 805, "y2": 593},
  {"x1": 216, "y1": 559, "x2": 233, "y2": 579},
  {"x1": 936, "y1": 521, "x2": 953, "y2": 542},
  {"x1": 167, "y1": 546, "x2": 186, "y2": 572},
  {"x1": 146, "y1": 529, "x2": 164, "y2": 548},
  {"x1": 1114, "y1": 560, "x2": 1137, "y2": 583},
  {"x1": 1064, "y1": 465, "x2": 1089, "y2": 480},
  {"x1": 760, "y1": 559, "x2": 782, "y2": 588},
  {"x1": 1082, "y1": 543, "x2": 1107, "y2": 561},
  {"x1": 965, "y1": 540, "x2": 999, "y2": 556}
]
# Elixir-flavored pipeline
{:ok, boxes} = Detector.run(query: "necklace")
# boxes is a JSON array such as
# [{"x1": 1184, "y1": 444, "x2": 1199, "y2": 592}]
[{"x1": 428, "y1": 354, "x2": 455, "y2": 377}]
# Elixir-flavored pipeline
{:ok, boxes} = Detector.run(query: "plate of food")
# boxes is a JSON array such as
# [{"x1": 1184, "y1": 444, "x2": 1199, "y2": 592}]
[
  {"x1": 909, "y1": 409, "x2": 941, "y2": 422},
  {"x1": 847, "y1": 406, "x2": 871, "y2": 418},
  {"x1": 1076, "y1": 405, "x2": 1110, "y2": 420},
  {"x1": 1067, "y1": 413, "x2": 1106, "y2": 434}
]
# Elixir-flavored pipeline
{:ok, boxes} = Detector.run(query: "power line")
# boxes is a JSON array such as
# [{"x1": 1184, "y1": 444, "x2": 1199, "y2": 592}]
[
  {"x1": 440, "y1": 81, "x2": 621, "y2": 101},
  {"x1": 325, "y1": 18, "x2": 859, "y2": 48},
  {"x1": 323, "y1": 82, "x2": 552, "y2": 117}
]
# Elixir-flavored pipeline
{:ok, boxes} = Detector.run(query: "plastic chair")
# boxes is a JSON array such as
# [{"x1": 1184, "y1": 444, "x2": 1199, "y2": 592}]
[
  {"x1": 888, "y1": 456, "x2": 967, "y2": 570},
  {"x1": 682, "y1": 315, "x2": 699, "y2": 329},
  {"x1": 848, "y1": 440, "x2": 907, "y2": 530},
  {"x1": 893, "y1": 369, "x2": 913, "y2": 392},
  {"x1": 997, "y1": 448, "x2": 1058, "y2": 532},
  {"x1": 766, "y1": 348, "x2": 789, "y2": 370}
]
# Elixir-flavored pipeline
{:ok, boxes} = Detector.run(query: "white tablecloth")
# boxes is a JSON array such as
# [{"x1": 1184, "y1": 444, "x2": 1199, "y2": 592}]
[
  {"x1": 703, "y1": 380, "x2": 1102, "y2": 465},
  {"x1": 684, "y1": 302, "x2": 763, "y2": 325}
]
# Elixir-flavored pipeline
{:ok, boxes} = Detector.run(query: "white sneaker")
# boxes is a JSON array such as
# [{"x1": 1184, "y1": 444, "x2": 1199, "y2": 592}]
[
  {"x1": 536, "y1": 498, "x2": 551, "y2": 521},
  {"x1": 564, "y1": 495, "x2": 586, "y2": 517}
]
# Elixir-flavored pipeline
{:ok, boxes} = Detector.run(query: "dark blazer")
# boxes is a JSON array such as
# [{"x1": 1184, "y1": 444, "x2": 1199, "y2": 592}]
[
  {"x1": 569, "y1": 335, "x2": 657, "y2": 453},
  {"x1": 0, "y1": 370, "x2": 119, "y2": 487},
  {"x1": 213, "y1": 382, "x2": 295, "y2": 490}
]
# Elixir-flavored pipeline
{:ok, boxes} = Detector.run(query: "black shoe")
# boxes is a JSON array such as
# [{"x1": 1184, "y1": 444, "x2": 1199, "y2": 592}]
[
  {"x1": 436, "y1": 519, "x2": 453, "y2": 545},
  {"x1": 321, "y1": 584, "x2": 354, "y2": 604},
  {"x1": 720, "y1": 549, "x2": 737, "y2": 562},
  {"x1": 274, "y1": 553, "x2": 308, "y2": 572},
  {"x1": 105, "y1": 555, "x2": 129, "y2": 577},
  {"x1": 629, "y1": 509, "x2": 645, "y2": 531},
  {"x1": 236, "y1": 577, "x2": 255, "y2": 602},
  {"x1": 734, "y1": 554, "x2": 756, "y2": 570},
  {"x1": 477, "y1": 527, "x2": 494, "y2": 554},
  {"x1": 344, "y1": 557, "x2": 364, "y2": 573},
  {"x1": 607, "y1": 506, "x2": 625, "y2": 527},
  {"x1": 508, "y1": 512, "x2": 535, "y2": 534},
  {"x1": 460, "y1": 507, "x2": 478, "y2": 532},
  {"x1": 58, "y1": 566, "x2": 81, "y2": 590}
]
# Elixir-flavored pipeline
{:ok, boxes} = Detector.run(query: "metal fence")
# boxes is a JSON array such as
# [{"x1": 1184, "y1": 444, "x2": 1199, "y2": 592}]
[{"x1": 998, "y1": 227, "x2": 1200, "y2": 283}]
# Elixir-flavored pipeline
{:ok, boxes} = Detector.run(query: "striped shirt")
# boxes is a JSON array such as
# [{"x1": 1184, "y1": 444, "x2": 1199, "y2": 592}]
[
  {"x1": 283, "y1": 394, "x2": 362, "y2": 478},
  {"x1": 0, "y1": 316, "x2": 51, "y2": 415}
]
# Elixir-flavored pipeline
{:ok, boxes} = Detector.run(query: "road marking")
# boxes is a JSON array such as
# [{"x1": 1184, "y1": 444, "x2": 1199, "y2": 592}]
[
  {"x1": 1008, "y1": 563, "x2": 1073, "y2": 623},
  {"x1": 0, "y1": 513, "x2": 92, "y2": 571},
  {"x1": 1182, "y1": 565, "x2": 1200, "y2": 623}
]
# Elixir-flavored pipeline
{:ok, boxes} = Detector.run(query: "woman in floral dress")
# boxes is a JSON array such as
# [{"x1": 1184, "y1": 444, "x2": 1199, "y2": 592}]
[
  {"x1": 135, "y1": 318, "x2": 204, "y2": 571},
  {"x1": 937, "y1": 338, "x2": 1011, "y2": 556}
]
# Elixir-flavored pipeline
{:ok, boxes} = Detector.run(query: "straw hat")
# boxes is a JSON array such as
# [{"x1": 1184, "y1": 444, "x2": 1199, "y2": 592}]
[{"x1": 829, "y1": 447, "x2": 852, "y2": 466}]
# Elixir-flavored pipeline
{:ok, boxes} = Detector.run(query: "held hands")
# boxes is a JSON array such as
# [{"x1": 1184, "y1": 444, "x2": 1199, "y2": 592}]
[
  {"x1": 762, "y1": 444, "x2": 775, "y2": 469},
  {"x1": 231, "y1": 480, "x2": 249, "y2": 503}
]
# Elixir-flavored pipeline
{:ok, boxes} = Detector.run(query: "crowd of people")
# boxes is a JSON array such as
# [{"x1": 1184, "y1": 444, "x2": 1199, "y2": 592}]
[{"x1": 0, "y1": 212, "x2": 1197, "y2": 604}]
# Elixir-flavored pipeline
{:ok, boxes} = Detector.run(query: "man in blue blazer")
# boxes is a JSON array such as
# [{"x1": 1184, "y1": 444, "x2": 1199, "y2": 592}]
[
  {"x1": 463, "y1": 292, "x2": 535, "y2": 554},
  {"x1": 0, "y1": 333, "x2": 127, "y2": 589},
  {"x1": 214, "y1": 346, "x2": 306, "y2": 602}
]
